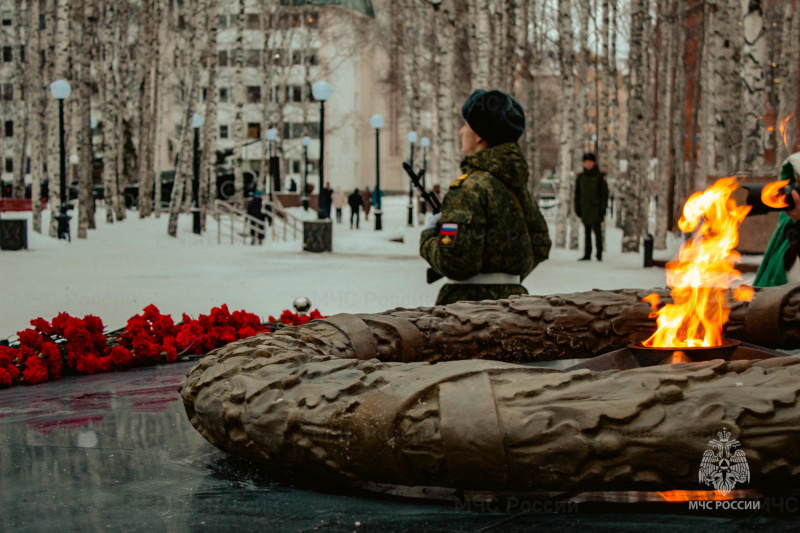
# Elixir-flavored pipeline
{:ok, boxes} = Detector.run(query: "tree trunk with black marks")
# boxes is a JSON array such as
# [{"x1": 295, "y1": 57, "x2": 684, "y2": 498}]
[{"x1": 554, "y1": 0, "x2": 575, "y2": 249}]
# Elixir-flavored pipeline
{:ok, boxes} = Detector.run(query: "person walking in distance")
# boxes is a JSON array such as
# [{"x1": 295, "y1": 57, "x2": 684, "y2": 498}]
[
  {"x1": 348, "y1": 188, "x2": 364, "y2": 229},
  {"x1": 332, "y1": 186, "x2": 346, "y2": 224},
  {"x1": 574, "y1": 152, "x2": 609, "y2": 261}
]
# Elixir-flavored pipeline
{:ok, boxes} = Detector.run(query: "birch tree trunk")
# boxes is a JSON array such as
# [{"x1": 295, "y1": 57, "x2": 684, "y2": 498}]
[
  {"x1": 554, "y1": 0, "x2": 576, "y2": 249},
  {"x1": 654, "y1": 0, "x2": 675, "y2": 250},
  {"x1": 46, "y1": 0, "x2": 69, "y2": 237},
  {"x1": 776, "y1": 1, "x2": 796, "y2": 165},
  {"x1": 569, "y1": 0, "x2": 591, "y2": 251},
  {"x1": 167, "y1": 0, "x2": 203, "y2": 237},
  {"x1": 473, "y1": 0, "x2": 491, "y2": 89},
  {"x1": 620, "y1": 0, "x2": 647, "y2": 253},
  {"x1": 671, "y1": 0, "x2": 687, "y2": 231},
  {"x1": 99, "y1": 0, "x2": 118, "y2": 224},
  {"x1": 503, "y1": 0, "x2": 518, "y2": 92},
  {"x1": 152, "y1": 0, "x2": 165, "y2": 218},
  {"x1": 522, "y1": 0, "x2": 541, "y2": 200},
  {"x1": 44, "y1": 0, "x2": 57, "y2": 237},
  {"x1": 29, "y1": 0, "x2": 43, "y2": 233},
  {"x1": 598, "y1": 0, "x2": 609, "y2": 171},
  {"x1": 608, "y1": 0, "x2": 620, "y2": 226},
  {"x1": 72, "y1": 0, "x2": 92, "y2": 239},
  {"x1": 686, "y1": 2, "x2": 707, "y2": 204},
  {"x1": 697, "y1": 3, "x2": 715, "y2": 183},
  {"x1": 739, "y1": 0, "x2": 766, "y2": 170},
  {"x1": 10, "y1": 0, "x2": 27, "y2": 199},
  {"x1": 710, "y1": 0, "x2": 742, "y2": 176},
  {"x1": 113, "y1": 0, "x2": 131, "y2": 221},
  {"x1": 138, "y1": 0, "x2": 156, "y2": 218},
  {"x1": 430, "y1": 1, "x2": 458, "y2": 185},
  {"x1": 232, "y1": 0, "x2": 245, "y2": 209},
  {"x1": 202, "y1": 0, "x2": 220, "y2": 228}
]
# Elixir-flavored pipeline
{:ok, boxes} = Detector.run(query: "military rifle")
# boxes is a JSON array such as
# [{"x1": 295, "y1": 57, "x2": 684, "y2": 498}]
[{"x1": 402, "y1": 162, "x2": 445, "y2": 284}]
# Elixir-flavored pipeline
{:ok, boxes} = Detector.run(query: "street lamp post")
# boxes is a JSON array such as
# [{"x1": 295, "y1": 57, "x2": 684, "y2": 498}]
[
  {"x1": 302, "y1": 136, "x2": 311, "y2": 211},
  {"x1": 265, "y1": 128, "x2": 278, "y2": 202},
  {"x1": 311, "y1": 81, "x2": 331, "y2": 219},
  {"x1": 420, "y1": 137, "x2": 430, "y2": 219},
  {"x1": 50, "y1": 80, "x2": 71, "y2": 241},
  {"x1": 370, "y1": 115, "x2": 384, "y2": 231},
  {"x1": 406, "y1": 131, "x2": 417, "y2": 227},
  {"x1": 191, "y1": 113, "x2": 203, "y2": 235}
]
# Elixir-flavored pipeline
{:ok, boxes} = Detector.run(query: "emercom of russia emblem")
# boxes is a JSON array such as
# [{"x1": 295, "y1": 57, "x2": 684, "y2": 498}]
[{"x1": 699, "y1": 428, "x2": 750, "y2": 495}]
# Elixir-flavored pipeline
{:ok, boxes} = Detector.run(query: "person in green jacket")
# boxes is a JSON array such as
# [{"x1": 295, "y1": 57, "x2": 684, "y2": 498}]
[
  {"x1": 754, "y1": 155, "x2": 800, "y2": 287},
  {"x1": 574, "y1": 152, "x2": 609, "y2": 261},
  {"x1": 420, "y1": 89, "x2": 552, "y2": 305}
]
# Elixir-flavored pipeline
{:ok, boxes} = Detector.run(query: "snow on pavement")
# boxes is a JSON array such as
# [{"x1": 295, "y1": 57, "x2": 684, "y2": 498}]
[{"x1": 2, "y1": 196, "x2": 691, "y2": 338}]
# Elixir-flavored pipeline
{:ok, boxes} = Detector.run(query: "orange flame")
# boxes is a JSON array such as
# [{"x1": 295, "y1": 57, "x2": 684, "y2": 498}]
[
  {"x1": 643, "y1": 177, "x2": 753, "y2": 348},
  {"x1": 762, "y1": 179, "x2": 790, "y2": 209},
  {"x1": 780, "y1": 114, "x2": 793, "y2": 149},
  {"x1": 658, "y1": 490, "x2": 734, "y2": 502}
]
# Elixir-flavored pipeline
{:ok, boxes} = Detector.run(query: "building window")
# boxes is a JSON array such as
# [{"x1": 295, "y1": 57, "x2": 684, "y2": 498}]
[
  {"x1": 246, "y1": 14, "x2": 260, "y2": 31},
  {"x1": 2, "y1": 46, "x2": 11, "y2": 62},
  {"x1": 247, "y1": 123, "x2": 261, "y2": 140},
  {"x1": 5, "y1": 120, "x2": 13, "y2": 137},
  {"x1": 220, "y1": 125, "x2": 229, "y2": 139},
  {"x1": 177, "y1": 15, "x2": 186, "y2": 30},
  {"x1": 277, "y1": 14, "x2": 289, "y2": 29},
  {"x1": 2, "y1": 84, "x2": 11, "y2": 101},
  {"x1": 5, "y1": 158, "x2": 12, "y2": 173},
  {"x1": 291, "y1": 14, "x2": 301, "y2": 27},
  {"x1": 218, "y1": 50, "x2": 228, "y2": 67},
  {"x1": 246, "y1": 86, "x2": 261, "y2": 103},
  {"x1": 2, "y1": 17, "x2": 11, "y2": 27},
  {"x1": 305, "y1": 122, "x2": 320, "y2": 138},
  {"x1": 218, "y1": 14, "x2": 227, "y2": 29},
  {"x1": 306, "y1": 12, "x2": 319, "y2": 28},
  {"x1": 307, "y1": 50, "x2": 319, "y2": 66},
  {"x1": 20, "y1": 45, "x2": 24, "y2": 63},
  {"x1": 292, "y1": 51, "x2": 302, "y2": 66},
  {"x1": 219, "y1": 88, "x2": 228, "y2": 103},
  {"x1": 201, "y1": 87, "x2": 207, "y2": 102},
  {"x1": 292, "y1": 160, "x2": 301, "y2": 174},
  {"x1": 245, "y1": 49, "x2": 260, "y2": 67},
  {"x1": 292, "y1": 86, "x2": 303, "y2": 103}
]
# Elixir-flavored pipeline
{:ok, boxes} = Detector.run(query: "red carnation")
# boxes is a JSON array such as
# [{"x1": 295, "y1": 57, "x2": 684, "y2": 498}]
[
  {"x1": 17, "y1": 328, "x2": 45, "y2": 352},
  {"x1": 0, "y1": 368, "x2": 13, "y2": 387},
  {"x1": 109, "y1": 346, "x2": 134, "y2": 368},
  {"x1": 22, "y1": 356, "x2": 48, "y2": 385}
]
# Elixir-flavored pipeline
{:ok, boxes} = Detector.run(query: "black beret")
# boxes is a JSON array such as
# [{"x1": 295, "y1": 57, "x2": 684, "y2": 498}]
[
  {"x1": 582, "y1": 152, "x2": 597, "y2": 162},
  {"x1": 461, "y1": 89, "x2": 525, "y2": 147}
]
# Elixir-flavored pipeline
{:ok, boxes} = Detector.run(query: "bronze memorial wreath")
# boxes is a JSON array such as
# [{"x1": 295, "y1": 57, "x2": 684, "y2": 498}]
[{"x1": 178, "y1": 284, "x2": 800, "y2": 498}]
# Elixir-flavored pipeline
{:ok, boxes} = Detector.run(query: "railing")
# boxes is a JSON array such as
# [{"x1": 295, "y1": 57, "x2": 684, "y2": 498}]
[{"x1": 214, "y1": 197, "x2": 302, "y2": 245}]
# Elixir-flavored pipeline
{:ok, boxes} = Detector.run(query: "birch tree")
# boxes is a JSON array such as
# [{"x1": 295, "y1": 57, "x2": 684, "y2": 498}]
[
  {"x1": 554, "y1": 0, "x2": 576, "y2": 248},
  {"x1": 620, "y1": 0, "x2": 647, "y2": 252},
  {"x1": 28, "y1": 0, "x2": 44, "y2": 233},
  {"x1": 47, "y1": 0, "x2": 69, "y2": 237},
  {"x1": 739, "y1": 0, "x2": 767, "y2": 170},
  {"x1": 670, "y1": 0, "x2": 688, "y2": 231},
  {"x1": 232, "y1": 0, "x2": 245, "y2": 209},
  {"x1": 428, "y1": 0, "x2": 458, "y2": 185},
  {"x1": 472, "y1": 0, "x2": 491, "y2": 89},
  {"x1": 570, "y1": 0, "x2": 592, "y2": 251},
  {"x1": 654, "y1": 0, "x2": 676, "y2": 249},
  {"x1": 73, "y1": 0, "x2": 93, "y2": 238},
  {"x1": 202, "y1": 0, "x2": 220, "y2": 227},
  {"x1": 776, "y1": 1, "x2": 797, "y2": 165},
  {"x1": 138, "y1": 0, "x2": 157, "y2": 218},
  {"x1": 10, "y1": 0, "x2": 27, "y2": 199},
  {"x1": 167, "y1": 0, "x2": 203, "y2": 237}
]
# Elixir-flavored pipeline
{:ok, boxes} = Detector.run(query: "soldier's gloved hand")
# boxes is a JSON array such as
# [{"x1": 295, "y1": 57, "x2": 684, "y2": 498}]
[{"x1": 423, "y1": 212, "x2": 442, "y2": 230}]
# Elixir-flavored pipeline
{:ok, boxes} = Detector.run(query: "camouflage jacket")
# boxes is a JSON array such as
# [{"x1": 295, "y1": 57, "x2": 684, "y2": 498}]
[{"x1": 420, "y1": 143, "x2": 551, "y2": 288}]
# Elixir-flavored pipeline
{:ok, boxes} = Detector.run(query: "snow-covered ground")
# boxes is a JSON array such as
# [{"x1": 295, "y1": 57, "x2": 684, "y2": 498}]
[{"x1": 0, "y1": 195, "x2": 730, "y2": 339}]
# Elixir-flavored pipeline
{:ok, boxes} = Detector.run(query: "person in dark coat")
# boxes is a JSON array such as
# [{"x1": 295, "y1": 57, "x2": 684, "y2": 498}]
[
  {"x1": 246, "y1": 191, "x2": 267, "y2": 245},
  {"x1": 348, "y1": 188, "x2": 364, "y2": 229},
  {"x1": 320, "y1": 182, "x2": 333, "y2": 219},
  {"x1": 420, "y1": 89, "x2": 551, "y2": 305},
  {"x1": 574, "y1": 152, "x2": 609, "y2": 261}
]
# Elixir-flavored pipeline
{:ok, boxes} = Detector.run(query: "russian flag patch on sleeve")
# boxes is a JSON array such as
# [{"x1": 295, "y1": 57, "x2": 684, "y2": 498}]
[{"x1": 438, "y1": 223, "x2": 458, "y2": 247}]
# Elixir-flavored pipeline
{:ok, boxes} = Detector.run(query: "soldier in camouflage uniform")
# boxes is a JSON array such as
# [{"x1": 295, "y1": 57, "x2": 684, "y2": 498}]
[{"x1": 420, "y1": 89, "x2": 552, "y2": 305}]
